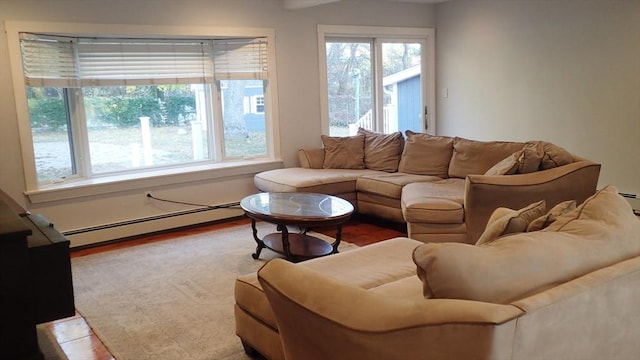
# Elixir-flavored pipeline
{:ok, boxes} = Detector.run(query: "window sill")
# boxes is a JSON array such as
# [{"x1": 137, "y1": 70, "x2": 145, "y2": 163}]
[{"x1": 25, "y1": 159, "x2": 283, "y2": 204}]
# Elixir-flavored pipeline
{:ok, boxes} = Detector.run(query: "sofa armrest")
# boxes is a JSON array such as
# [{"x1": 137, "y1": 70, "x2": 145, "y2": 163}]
[
  {"x1": 258, "y1": 258, "x2": 522, "y2": 360},
  {"x1": 464, "y1": 160, "x2": 601, "y2": 244},
  {"x1": 297, "y1": 148, "x2": 325, "y2": 169}
]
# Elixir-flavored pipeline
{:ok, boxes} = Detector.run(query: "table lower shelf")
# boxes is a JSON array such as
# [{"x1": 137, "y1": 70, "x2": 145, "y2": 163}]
[{"x1": 261, "y1": 232, "x2": 334, "y2": 261}]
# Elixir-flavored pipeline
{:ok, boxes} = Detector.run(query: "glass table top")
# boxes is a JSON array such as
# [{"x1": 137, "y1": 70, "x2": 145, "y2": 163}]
[{"x1": 240, "y1": 192, "x2": 354, "y2": 221}]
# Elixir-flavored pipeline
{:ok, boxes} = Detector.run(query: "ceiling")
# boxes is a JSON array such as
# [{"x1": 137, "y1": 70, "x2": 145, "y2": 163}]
[{"x1": 282, "y1": 0, "x2": 450, "y2": 10}]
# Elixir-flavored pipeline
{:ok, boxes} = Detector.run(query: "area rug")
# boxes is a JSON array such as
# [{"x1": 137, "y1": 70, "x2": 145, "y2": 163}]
[{"x1": 71, "y1": 222, "x2": 357, "y2": 360}]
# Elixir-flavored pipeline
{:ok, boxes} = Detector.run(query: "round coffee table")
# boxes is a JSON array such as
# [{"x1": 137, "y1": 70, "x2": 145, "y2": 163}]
[{"x1": 240, "y1": 192, "x2": 355, "y2": 262}]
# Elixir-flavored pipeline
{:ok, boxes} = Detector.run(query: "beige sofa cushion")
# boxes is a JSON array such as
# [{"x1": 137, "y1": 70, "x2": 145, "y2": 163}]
[
  {"x1": 357, "y1": 128, "x2": 404, "y2": 172},
  {"x1": 254, "y1": 167, "x2": 384, "y2": 194},
  {"x1": 449, "y1": 137, "x2": 524, "y2": 178},
  {"x1": 401, "y1": 179, "x2": 465, "y2": 224},
  {"x1": 475, "y1": 200, "x2": 547, "y2": 245},
  {"x1": 235, "y1": 237, "x2": 423, "y2": 330},
  {"x1": 413, "y1": 185, "x2": 640, "y2": 304},
  {"x1": 484, "y1": 152, "x2": 520, "y2": 176},
  {"x1": 533, "y1": 141, "x2": 575, "y2": 170},
  {"x1": 398, "y1": 131, "x2": 454, "y2": 177},
  {"x1": 485, "y1": 145, "x2": 544, "y2": 176},
  {"x1": 356, "y1": 172, "x2": 442, "y2": 199},
  {"x1": 321, "y1": 135, "x2": 365, "y2": 169},
  {"x1": 526, "y1": 200, "x2": 577, "y2": 232}
]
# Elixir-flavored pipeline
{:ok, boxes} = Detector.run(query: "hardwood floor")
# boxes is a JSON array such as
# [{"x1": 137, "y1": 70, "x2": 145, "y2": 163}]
[{"x1": 43, "y1": 215, "x2": 407, "y2": 359}]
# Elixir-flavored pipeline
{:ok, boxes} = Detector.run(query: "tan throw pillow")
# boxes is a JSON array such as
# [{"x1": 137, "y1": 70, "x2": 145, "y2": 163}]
[
  {"x1": 448, "y1": 137, "x2": 525, "y2": 178},
  {"x1": 529, "y1": 141, "x2": 574, "y2": 170},
  {"x1": 484, "y1": 153, "x2": 519, "y2": 175},
  {"x1": 544, "y1": 185, "x2": 639, "y2": 234},
  {"x1": 475, "y1": 200, "x2": 547, "y2": 245},
  {"x1": 484, "y1": 144, "x2": 543, "y2": 176},
  {"x1": 357, "y1": 127, "x2": 404, "y2": 172},
  {"x1": 527, "y1": 200, "x2": 577, "y2": 232},
  {"x1": 398, "y1": 131, "x2": 454, "y2": 177},
  {"x1": 321, "y1": 135, "x2": 365, "y2": 169},
  {"x1": 517, "y1": 145, "x2": 543, "y2": 173}
]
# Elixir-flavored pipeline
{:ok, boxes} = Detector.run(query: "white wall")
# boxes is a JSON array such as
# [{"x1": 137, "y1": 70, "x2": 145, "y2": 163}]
[
  {"x1": 435, "y1": 0, "x2": 640, "y2": 198},
  {"x1": 0, "y1": 0, "x2": 435, "y2": 246}
]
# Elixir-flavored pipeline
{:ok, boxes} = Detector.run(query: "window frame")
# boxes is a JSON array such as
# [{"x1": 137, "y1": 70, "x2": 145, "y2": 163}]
[
  {"x1": 6, "y1": 21, "x2": 281, "y2": 202},
  {"x1": 317, "y1": 25, "x2": 436, "y2": 136}
]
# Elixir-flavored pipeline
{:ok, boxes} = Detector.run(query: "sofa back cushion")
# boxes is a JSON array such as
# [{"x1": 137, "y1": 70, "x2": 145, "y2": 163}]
[
  {"x1": 321, "y1": 135, "x2": 365, "y2": 169},
  {"x1": 357, "y1": 128, "x2": 404, "y2": 172},
  {"x1": 413, "y1": 185, "x2": 640, "y2": 304},
  {"x1": 531, "y1": 141, "x2": 575, "y2": 170},
  {"x1": 398, "y1": 131, "x2": 454, "y2": 177},
  {"x1": 448, "y1": 137, "x2": 524, "y2": 178}
]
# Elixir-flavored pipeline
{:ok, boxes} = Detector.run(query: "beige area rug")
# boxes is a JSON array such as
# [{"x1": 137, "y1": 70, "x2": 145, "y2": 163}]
[{"x1": 71, "y1": 221, "x2": 357, "y2": 360}]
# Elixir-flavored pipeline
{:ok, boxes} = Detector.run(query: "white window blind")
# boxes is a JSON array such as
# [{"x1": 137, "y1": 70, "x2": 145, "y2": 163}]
[
  {"x1": 213, "y1": 38, "x2": 268, "y2": 80},
  {"x1": 20, "y1": 33, "x2": 79, "y2": 87},
  {"x1": 76, "y1": 38, "x2": 214, "y2": 86},
  {"x1": 21, "y1": 34, "x2": 270, "y2": 86},
  {"x1": 20, "y1": 33, "x2": 220, "y2": 86}
]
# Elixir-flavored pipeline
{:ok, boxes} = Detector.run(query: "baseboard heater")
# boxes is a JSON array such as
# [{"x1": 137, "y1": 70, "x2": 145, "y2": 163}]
[
  {"x1": 619, "y1": 192, "x2": 640, "y2": 216},
  {"x1": 63, "y1": 201, "x2": 241, "y2": 236}
]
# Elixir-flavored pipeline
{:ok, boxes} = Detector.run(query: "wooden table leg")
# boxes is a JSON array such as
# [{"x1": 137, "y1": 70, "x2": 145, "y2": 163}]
[
  {"x1": 331, "y1": 224, "x2": 343, "y2": 254},
  {"x1": 278, "y1": 224, "x2": 294, "y2": 261},
  {"x1": 250, "y1": 218, "x2": 265, "y2": 260}
]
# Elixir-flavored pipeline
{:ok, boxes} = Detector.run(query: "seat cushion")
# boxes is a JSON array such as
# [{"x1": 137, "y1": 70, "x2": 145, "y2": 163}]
[
  {"x1": 235, "y1": 237, "x2": 423, "y2": 329},
  {"x1": 254, "y1": 167, "x2": 384, "y2": 194},
  {"x1": 356, "y1": 172, "x2": 442, "y2": 199},
  {"x1": 401, "y1": 179, "x2": 466, "y2": 224}
]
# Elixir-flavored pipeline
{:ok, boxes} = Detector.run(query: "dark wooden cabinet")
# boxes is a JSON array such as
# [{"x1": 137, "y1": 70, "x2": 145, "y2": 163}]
[{"x1": 0, "y1": 193, "x2": 74, "y2": 360}]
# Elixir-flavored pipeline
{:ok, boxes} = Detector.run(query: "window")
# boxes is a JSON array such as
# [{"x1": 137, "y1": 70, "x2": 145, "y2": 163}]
[
  {"x1": 318, "y1": 26, "x2": 435, "y2": 136},
  {"x1": 8, "y1": 24, "x2": 278, "y2": 191}
]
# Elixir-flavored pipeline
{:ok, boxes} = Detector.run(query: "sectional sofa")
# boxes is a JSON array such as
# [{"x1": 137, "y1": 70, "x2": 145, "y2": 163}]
[
  {"x1": 237, "y1": 185, "x2": 640, "y2": 360},
  {"x1": 254, "y1": 129, "x2": 601, "y2": 244}
]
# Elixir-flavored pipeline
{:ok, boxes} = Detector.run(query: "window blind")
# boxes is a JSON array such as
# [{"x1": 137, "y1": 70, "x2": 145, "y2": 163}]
[
  {"x1": 20, "y1": 33, "x2": 219, "y2": 87},
  {"x1": 20, "y1": 33, "x2": 270, "y2": 87},
  {"x1": 76, "y1": 38, "x2": 214, "y2": 86},
  {"x1": 20, "y1": 33, "x2": 79, "y2": 87},
  {"x1": 213, "y1": 38, "x2": 268, "y2": 80}
]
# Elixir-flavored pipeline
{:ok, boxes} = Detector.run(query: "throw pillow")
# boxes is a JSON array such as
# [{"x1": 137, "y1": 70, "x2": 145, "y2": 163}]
[
  {"x1": 484, "y1": 153, "x2": 519, "y2": 176},
  {"x1": 517, "y1": 145, "x2": 544, "y2": 173},
  {"x1": 448, "y1": 137, "x2": 525, "y2": 178},
  {"x1": 528, "y1": 141, "x2": 574, "y2": 170},
  {"x1": 357, "y1": 127, "x2": 404, "y2": 172},
  {"x1": 413, "y1": 184, "x2": 640, "y2": 304},
  {"x1": 397, "y1": 130, "x2": 454, "y2": 177},
  {"x1": 484, "y1": 144, "x2": 543, "y2": 176},
  {"x1": 526, "y1": 200, "x2": 577, "y2": 232},
  {"x1": 475, "y1": 200, "x2": 546, "y2": 245},
  {"x1": 321, "y1": 135, "x2": 365, "y2": 169},
  {"x1": 544, "y1": 185, "x2": 639, "y2": 234}
]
